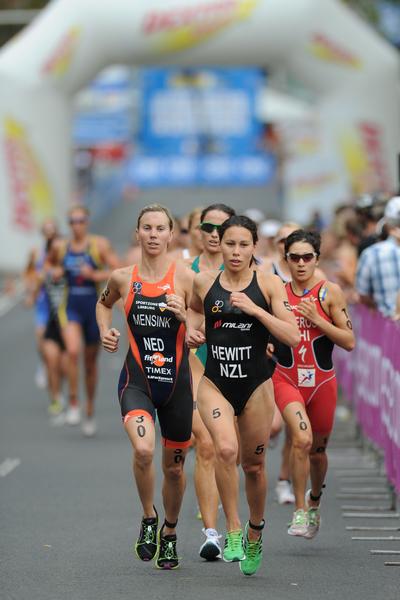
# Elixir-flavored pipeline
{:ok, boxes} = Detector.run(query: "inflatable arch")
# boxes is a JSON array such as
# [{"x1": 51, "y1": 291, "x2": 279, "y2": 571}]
[{"x1": 0, "y1": 0, "x2": 399, "y2": 270}]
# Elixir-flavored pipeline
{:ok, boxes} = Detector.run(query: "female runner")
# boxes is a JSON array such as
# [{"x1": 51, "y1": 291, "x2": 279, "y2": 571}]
[
  {"x1": 96, "y1": 204, "x2": 194, "y2": 570},
  {"x1": 187, "y1": 215, "x2": 300, "y2": 576}
]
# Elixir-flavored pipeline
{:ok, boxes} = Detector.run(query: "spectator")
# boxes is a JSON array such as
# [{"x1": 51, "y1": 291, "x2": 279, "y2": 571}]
[{"x1": 356, "y1": 196, "x2": 400, "y2": 317}]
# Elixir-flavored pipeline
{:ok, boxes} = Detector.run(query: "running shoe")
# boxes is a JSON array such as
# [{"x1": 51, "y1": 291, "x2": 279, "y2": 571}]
[
  {"x1": 275, "y1": 480, "x2": 295, "y2": 505},
  {"x1": 305, "y1": 489, "x2": 321, "y2": 539},
  {"x1": 82, "y1": 418, "x2": 97, "y2": 437},
  {"x1": 240, "y1": 522, "x2": 263, "y2": 576},
  {"x1": 65, "y1": 406, "x2": 81, "y2": 426},
  {"x1": 287, "y1": 509, "x2": 308, "y2": 537},
  {"x1": 199, "y1": 528, "x2": 222, "y2": 561},
  {"x1": 223, "y1": 530, "x2": 245, "y2": 562},
  {"x1": 48, "y1": 397, "x2": 63, "y2": 417},
  {"x1": 155, "y1": 525, "x2": 179, "y2": 570},
  {"x1": 135, "y1": 508, "x2": 158, "y2": 561}
]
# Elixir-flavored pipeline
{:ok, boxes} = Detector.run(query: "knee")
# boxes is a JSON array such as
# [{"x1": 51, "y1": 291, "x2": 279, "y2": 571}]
[
  {"x1": 164, "y1": 462, "x2": 184, "y2": 482},
  {"x1": 216, "y1": 443, "x2": 238, "y2": 466},
  {"x1": 291, "y1": 433, "x2": 313, "y2": 455},
  {"x1": 85, "y1": 358, "x2": 97, "y2": 376},
  {"x1": 134, "y1": 446, "x2": 154, "y2": 468},
  {"x1": 67, "y1": 347, "x2": 80, "y2": 363},
  {"x1": 195, "y1": 437, "x2": 215, "y2": 462},
  {"x1": 309, "y1": 447, "x2": 327, "y2": 466},
  {"x1": 241, "y1": 460, "x2": 264, "y2": 479}
]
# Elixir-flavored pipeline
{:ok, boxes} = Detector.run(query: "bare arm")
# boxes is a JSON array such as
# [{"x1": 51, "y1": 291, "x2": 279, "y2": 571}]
[
  {"x1": 186, "y1": 274, "x2": 207, "y2": 348},
  {"x1": 96, "y1": 271, "x2": 123, "y2": 353},
  {"x1": 297, "y1": 283, "x2": 356, "y2": 351},
  {"x1": 230, "y1": 273, "x2": 300, "y2": 347}
]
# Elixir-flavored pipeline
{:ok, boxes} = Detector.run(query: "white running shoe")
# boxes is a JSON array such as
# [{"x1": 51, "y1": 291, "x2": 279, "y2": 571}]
[
  {"x1": 276, "y1": 480, "x2": 295, "y2": 505},
  {"x1": 287, "y1": 509, "x2": 308, "y2": 537},
  {"x1": 199, "y1": 528, "x2": 222, "y2": 561},
  {"x1": 304, "y1": 489, "x2": 321, "y2": 539},
  {"x1": 82, "y1": 418, "x2": 97, "y2": 437},
  {"x1": 65, "y1": 406, "x2": 81, "y2": 426}
]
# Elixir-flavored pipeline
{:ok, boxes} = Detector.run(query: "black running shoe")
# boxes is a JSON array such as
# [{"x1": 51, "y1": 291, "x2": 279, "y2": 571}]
[
  {"x1": 135, "y1": 508, "x2": 158, "y2": 561},
  {"x1": 155, "y1": 526, "x2": 179, "y2": 570}
]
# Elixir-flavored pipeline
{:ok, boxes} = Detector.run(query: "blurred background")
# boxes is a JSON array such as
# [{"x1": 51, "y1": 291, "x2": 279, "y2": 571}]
[{"x1": 0, "y1": 0, "x2": 400, "y2": 273}]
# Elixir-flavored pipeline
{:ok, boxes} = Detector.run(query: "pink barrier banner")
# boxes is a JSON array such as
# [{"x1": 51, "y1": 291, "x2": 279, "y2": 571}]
[{"x1": 334, "y1": 305, "x2": 400, "y2": 494}]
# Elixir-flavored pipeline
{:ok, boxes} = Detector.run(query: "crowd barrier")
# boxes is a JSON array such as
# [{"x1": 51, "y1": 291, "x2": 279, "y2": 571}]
[{"x1": 334, "y1": 305, "x2": 400, "y2": 495}]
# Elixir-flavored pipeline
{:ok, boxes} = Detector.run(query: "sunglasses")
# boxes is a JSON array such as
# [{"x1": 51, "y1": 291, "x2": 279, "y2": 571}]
[
  {"x1": 200, "y1": 222, "x2": 221, "y2": 233},
  {"x1": 69, "y1": 217, "x2": 87, "y2": 225},
  {"x1": 286, "y1": 252, "x2": 317, "y2": 263}
]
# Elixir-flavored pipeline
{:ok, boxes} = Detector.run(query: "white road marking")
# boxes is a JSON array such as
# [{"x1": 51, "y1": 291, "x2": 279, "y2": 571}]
[{"x1": 0, "y1": 458, "x2": 21, "y2": 477}]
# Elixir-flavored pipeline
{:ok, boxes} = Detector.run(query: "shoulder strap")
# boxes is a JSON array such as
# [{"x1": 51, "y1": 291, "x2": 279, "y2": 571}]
[
  {"x1": 88, "y1": 236, "x2": 102, "y2": 268},
  {"x1": 191, "y1": 255, "x2": 200, "y2": 273}
]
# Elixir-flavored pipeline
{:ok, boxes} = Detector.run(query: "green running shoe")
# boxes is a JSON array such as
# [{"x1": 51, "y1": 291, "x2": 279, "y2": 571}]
[
  {"x1": 287, "y1": 509, "x2": 308, "y2": 537},
  {"x1": 135, "y1": 507, "x2": 158, "y2": 561},
  {"x1": 223, "y1": 529, "x2": 245, "y2": 562},
  {"x1": 305, "y1": 489, "x2": 321, "y2": 539},
  {"x1": 240, "y1": 522, "x2": 263, "y2": 576},
  {"x1": 155, "y1": 526, "x2": 179, "y2": 570}
]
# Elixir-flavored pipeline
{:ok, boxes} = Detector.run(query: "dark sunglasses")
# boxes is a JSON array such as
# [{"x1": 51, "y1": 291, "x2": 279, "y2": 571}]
[
  {"x1": 286, "y1": 252, "x2": 317, "y2": 263},
  {"x1": 69, "y1": 217, "x2": 87, "y2": 225},
  {"x1": 200, "y1": 222, "x2": 221, "y2": 233}
]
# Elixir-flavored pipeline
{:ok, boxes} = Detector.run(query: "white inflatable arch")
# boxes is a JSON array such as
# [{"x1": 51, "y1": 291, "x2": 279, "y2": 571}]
[{"x1": 0, "y1": 0, "x2": 399, "y2": 270}]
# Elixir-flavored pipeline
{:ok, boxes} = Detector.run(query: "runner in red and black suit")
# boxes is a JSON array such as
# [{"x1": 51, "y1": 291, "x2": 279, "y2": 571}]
[
  {"x1": 272, "y1": 229, "x2": 355, "y2": 540},
  {"x1": 96, "y1": 204, "x2": 194, "y2": 571}
]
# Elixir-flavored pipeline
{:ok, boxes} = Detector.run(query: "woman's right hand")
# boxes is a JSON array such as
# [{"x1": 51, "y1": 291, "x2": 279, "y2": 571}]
[
  {"x1": 186, "y1": 328, "x2": 206, "y2": 349},
  {"x1": 101, "y1": 328, "x2": 120, "y2": 353}
]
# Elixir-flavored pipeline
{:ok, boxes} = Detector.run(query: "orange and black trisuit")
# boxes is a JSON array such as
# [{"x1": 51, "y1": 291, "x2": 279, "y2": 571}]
[
  {"x1": 118, "y1": 263, "x2": 192, "y2": 447},
  {"x1": 272, "y1": 280, "x2": 337, "y2": 435}
]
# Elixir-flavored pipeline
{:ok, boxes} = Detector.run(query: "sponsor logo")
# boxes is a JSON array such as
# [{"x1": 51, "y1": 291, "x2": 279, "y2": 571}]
[
  {"x1": 222, "y1": 321, "x2": 252, "y2": 331},
  {"x1": 211, "y1": 299, "x2": 224, "y2": 313},
  {"x1": 158, "y1": 284, "x2": 171, "y2": 291},
  {"x1": 159, "y1": 302, "x2": 168, "y2": 312},
  {"x1": 133, "y1": 281, "x2": 143, "y2": 294},
  {"x1": 214, "y1": 319, "x2": 223, "y2": 329},
  {"x1": 42, "y1": 27, "x2": 81, "y2": 77},
  {"x1": 298, "y1": 345, "x2": 307, "y2": 363},
  {"x1": 3, "y1": 116, "x2": 54, "y2": 231},
  {"x1": 298, "y1": 368, "x2": 315, "y2": 387},
  {"x1": 144, "y1": 352, "x2": 173, "y2": 367},
  {"x1": 142, "y1": 0, "x2": 260, "y2": 53},
  {"x1": 309, "y1": 33, "x2": 362, "y2": 69}
]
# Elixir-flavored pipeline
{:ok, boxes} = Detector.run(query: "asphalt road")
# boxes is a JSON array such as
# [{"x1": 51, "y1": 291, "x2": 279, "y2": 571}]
[
  {"x1": 1, "y1": 301, "x2": 399, "y2": 600},
  {"x1": 1, "y1": 202, "x2": 399, "y2": 599}
]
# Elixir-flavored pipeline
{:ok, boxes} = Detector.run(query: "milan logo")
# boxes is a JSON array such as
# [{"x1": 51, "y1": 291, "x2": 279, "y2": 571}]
[{"x1": 214, "y1": 320, "x2": 223, "y2": 329}]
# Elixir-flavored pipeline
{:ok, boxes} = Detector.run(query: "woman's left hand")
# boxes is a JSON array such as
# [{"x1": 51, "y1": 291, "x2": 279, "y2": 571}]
[
  {"x1": 165, "y1": 294, "x2": 186, "y2": 322},
  {"x1": 297, "y1": 297, "x2": 321, "y2": 325},
  {"x1": 230, "y1": 292, "x2": 258, "y2": 317}
]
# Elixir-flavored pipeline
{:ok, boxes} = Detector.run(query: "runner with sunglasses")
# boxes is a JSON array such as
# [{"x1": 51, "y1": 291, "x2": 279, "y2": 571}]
[
  {"x1": 187, "y1": 215, "x2": 300, "y2": 576},
  {"x1": 269, "y1": 223, "x2": 326, "y2": 506},
  {"x1": 272, "y1": 229, "x2": 355, "y2": 539},
  {"x1": 96, "y1": 204, "x2": 193, "y2": 570},
  {"x1": 49, "y1": 205, "x2": 120, "y2": 435},
  {"x1": 189, "y1": 203, "x2": 236, "y2": 561}
]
